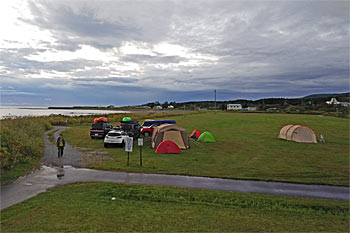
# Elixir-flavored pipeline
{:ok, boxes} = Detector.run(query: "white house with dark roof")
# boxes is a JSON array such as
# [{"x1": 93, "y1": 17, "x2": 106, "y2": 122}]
[{"x1": 326, "y1": 98, "x2": 349, "y2": 107}]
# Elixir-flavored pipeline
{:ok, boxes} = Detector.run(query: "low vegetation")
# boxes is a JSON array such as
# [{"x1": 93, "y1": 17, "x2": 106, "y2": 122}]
[
  {"x1": 0, "y1": 117, "x2": 52, "y2": 184},
  {"x1": 64, "y1": 112, "x2": 349, "y2": 186},
  {"x1": 1, "y1": 182, "x2": 348, "y2": 232}
]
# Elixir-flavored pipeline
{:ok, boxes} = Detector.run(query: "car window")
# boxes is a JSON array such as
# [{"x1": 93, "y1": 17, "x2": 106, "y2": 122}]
[{"x1": 108, "y1": 133, "x2": 121, "y2": 136}]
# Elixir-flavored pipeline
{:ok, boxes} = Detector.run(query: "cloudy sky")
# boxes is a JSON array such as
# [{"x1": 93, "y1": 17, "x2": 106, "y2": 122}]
[{"x1": 1, "y1": 0, "x2": 349, "y2": 106}]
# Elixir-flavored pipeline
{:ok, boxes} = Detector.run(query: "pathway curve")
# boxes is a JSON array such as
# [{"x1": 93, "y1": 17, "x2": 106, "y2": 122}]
[{"x1": 1, "y1": 127, "x2": 349, "y2": 210}]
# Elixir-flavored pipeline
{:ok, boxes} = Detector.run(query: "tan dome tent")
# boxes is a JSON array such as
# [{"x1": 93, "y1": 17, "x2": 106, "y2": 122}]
[
  {"x1": 152, "y1": 124, "x2": 189, "y2": 149},
  {"x1": 278, "y1": 124, "x2": 317, "y2": 143}
]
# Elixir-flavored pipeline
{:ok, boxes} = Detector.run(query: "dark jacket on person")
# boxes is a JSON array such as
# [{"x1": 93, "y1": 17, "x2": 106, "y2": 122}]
[{"x1": 56, "y1": 137, "x2": 66, "y2": 147}]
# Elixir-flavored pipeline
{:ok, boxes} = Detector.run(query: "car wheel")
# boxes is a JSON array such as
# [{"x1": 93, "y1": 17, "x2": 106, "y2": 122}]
[
  {"x1": 104, "y1": 143, "x2": 108, "y2": 148},
  {"x1": 144, "y1": 132, "x2": 150, "y2": 137}
]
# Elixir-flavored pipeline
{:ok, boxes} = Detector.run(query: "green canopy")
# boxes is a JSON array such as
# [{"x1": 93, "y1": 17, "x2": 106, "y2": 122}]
[
  {"x1": 122, "y1": 117, "x2": 131, "y2": 122},
  {"x1": 197, "y1": 131, "x2": 216, "y2": 142}
]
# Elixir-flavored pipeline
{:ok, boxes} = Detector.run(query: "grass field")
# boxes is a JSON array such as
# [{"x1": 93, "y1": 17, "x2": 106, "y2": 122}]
[
  {"x1": 64, "y1": 112, "x2": 349, "y2": 186},
  {"x1": 1, "y1": 182, "x2": 348, "y2": 232}
]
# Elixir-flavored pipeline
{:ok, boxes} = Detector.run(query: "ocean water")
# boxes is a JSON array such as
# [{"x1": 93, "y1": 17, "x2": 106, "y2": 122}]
[{"x1": 0, "y1": 106, "x2": 129, "y2": 119}]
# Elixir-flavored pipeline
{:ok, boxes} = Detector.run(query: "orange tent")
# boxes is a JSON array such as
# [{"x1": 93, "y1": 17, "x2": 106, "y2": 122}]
[
  {"x1": 152, "y1": 124, "x2": 189, "y2": 149},
  {"x1": 190, "y1": 130, "x2": 201, "y2": 139},
  {"x1": 278, "y1": 124, "x2": 317, "y2": 143}
]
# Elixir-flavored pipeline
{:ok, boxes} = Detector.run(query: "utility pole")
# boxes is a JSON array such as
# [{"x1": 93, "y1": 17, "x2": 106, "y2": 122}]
[{"x1": 214, "y1": 89, "x2": 217, "y2": 114}]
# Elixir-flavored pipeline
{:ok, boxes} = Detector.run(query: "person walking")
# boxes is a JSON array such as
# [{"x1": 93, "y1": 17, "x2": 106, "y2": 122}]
[{"x1": 56, "y1": 134, "x2": 66, "y2": 159}]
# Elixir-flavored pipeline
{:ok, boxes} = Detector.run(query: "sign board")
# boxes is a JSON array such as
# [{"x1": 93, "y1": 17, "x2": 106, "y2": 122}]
[
  {"x1": 125, "y1": 137, "x2": 133, "y2": 152},
  {"x1": 138, "y1": 138, "x2": 143, "y2": 146}
]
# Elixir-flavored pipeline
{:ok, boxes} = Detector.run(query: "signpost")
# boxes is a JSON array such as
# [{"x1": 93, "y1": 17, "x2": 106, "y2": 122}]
[
  {"x1": 125, "y1": 136, "x2": 133, "y2": 166},
  {"x1": 138, "y1": 138, "x2": 143, "y2": 166}
]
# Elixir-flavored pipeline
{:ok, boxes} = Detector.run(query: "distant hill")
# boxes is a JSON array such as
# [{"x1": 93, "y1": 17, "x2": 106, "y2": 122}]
[
  {"x1": 139, "y1": 92, "x2": 349, "y2": 110},
  {"x1": 303, "y1": 92, "x2": 349, "y2": 99}
]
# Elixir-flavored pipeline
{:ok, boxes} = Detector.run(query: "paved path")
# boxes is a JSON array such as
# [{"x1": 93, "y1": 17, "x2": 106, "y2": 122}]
[
  {"x1": 1, "y1": 127, "x2": 349, "y2": 210},
  {"x1": 43, "y1": 126, "x2": 84, "y2": 168}
]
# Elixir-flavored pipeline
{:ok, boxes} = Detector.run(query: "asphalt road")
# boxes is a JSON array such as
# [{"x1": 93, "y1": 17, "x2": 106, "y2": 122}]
[{"x1": 1, "y1": 127, "x2": 349, "y2": 210}]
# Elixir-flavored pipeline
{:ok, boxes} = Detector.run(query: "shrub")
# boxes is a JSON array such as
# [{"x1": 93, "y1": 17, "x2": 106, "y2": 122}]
[{"x1": 0, "y1": 117, "x2": 52, "y2": 171}]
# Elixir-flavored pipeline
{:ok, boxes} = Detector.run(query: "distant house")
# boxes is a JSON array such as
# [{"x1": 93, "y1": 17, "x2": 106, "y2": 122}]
[
  {"x1": 167, "y1": 105, "x2": 175, "y2": 109},
  {"x1": 153, "y1": 106, "x2": 163, "y2": 110},
  {"x1": 227, "y1": 104, "x2": 242, "y2": 110},
  {"x1": 326, "y1": 98, "x2": 340, "y2": 105},
  {"x1": 326, "y1": 98, "x2": 349, "y2": 107}
]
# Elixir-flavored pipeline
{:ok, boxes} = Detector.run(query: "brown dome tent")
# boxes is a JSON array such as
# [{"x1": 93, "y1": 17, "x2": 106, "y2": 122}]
[
  {"x1": 278, "y1": 124, "x2": 317, "y2": 143},
  {"x1": 152, "y1": 124, "x2": 189, "y2": 149}
]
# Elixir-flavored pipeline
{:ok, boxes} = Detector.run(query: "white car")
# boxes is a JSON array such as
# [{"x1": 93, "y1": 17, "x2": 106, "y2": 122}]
[{"x1": 104, "y1": 130, "x2": 128, "y2": 147}]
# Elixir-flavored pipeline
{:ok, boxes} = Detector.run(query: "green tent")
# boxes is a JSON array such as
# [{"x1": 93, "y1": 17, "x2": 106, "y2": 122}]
[
  {"x1": 197, "y1": 131, "x2": 216, "y2": 142},
  {"x1": 122, "y1": 117, "x2": 131, "y2": 122}
]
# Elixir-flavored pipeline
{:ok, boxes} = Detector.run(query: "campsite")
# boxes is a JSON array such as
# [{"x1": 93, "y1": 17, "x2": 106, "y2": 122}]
[
  {"x1": 1, "y1": 110, "x2": 349, "y2": 232},
  {"x1": 63, "y1": 111, "x2": 349, "y2": 186},
  {"x1": 1, "y1": 0, "x2": 349, "y2": 231}
]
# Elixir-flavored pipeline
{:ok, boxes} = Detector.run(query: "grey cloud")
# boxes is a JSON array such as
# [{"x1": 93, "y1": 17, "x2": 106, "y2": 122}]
[
  {"x1": 121, "y1": 54, "x2": 183, "y2": 64},
  {"x1": 1, "y1": 0, "x2": 349, "y2": 106},
  {"x1": 0, "y1": 48, "x2": 102, "y2": 74},
  {"x1": 25, "y1": 1, "x2": 136, "y2": 37},
  {"x1": 72, "y1": 77, "x2": 139, "y2": 84},
  {"x1": 23, "y1": 0, "x2": 175, "y2": 49}
]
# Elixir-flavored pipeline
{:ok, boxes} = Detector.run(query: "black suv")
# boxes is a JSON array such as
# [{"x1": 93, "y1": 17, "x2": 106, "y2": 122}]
[
  {"x1": 90, "y1": 121, "x2": 113, "y2": 139},
  {"x1": 120, "y1": 120, "x2": 141, "y2": 139}
]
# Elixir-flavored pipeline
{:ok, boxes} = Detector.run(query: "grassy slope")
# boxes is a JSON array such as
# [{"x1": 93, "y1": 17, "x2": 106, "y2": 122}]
[
  {"x1": 64, "y1": 112, "x2": 349, "y2": 186},
  {"x1": 1, "y1": 182, "x2": 348, "y2": 232}
]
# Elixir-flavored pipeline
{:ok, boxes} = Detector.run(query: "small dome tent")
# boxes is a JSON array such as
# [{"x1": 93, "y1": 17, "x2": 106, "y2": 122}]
[
  {"x1": 278, "y1": 124, "x2": 317, "y2": 143},
  {"x1": 198, "y1": 132, "x2": 216, "y2": 142},
  {"x1": 190, "y1": 130, "x2": 201, "y2": 139},
  {"x1": 155, "y1": 140, "x2": 182, "y2": 154},
  {"x1": 152, "y1": 124, "x2": 189, "y2": 149}
]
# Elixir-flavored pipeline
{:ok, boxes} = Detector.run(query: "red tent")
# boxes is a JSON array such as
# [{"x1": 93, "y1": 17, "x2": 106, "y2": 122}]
[
  {"x1": 155, "y1": 140, "x2": 182, "y2": 154},
  {"x1": 190, "y1": 130, "x2": 201, "y2": 139}
]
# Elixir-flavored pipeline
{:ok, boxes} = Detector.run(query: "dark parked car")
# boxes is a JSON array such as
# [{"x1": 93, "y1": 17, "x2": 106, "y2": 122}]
[
  {"x1": 90, "y1": 121, "x2": 113, "y2": 139},
  {"x1": 120, "y1": 120, "x2": 141, "y2": 139}
]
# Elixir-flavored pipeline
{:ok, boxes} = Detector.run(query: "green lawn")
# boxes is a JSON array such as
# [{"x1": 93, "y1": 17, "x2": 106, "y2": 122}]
[
  {"x1": 64, "y1": 112, "x2": 350, "y2": 186},
  {"x1": 1, "y1": 182, "x2": 348, "y2": 232}
]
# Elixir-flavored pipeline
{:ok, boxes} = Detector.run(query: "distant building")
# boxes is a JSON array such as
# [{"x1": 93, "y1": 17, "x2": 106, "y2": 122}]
[
  {"x1": 227, "y1": 104, "x2": 242, "y2": 110},
  {"x1": 167, "y1": 105, "x2": 175, "y2": 109},
  {"x1": 326, "y1": 98, "x2": 340, "y2": 105},
  {"x1": 153, "y1": 106, "x2": 163, "y2": 110},
  {"x1": 326, "y1": 98, "x2": 349, "y2": 107}
]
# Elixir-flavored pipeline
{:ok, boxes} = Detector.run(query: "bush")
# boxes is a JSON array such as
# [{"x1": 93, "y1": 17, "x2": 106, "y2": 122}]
[{"x1": 0, "y1": 117, "x2": 52, "y2": 171}]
